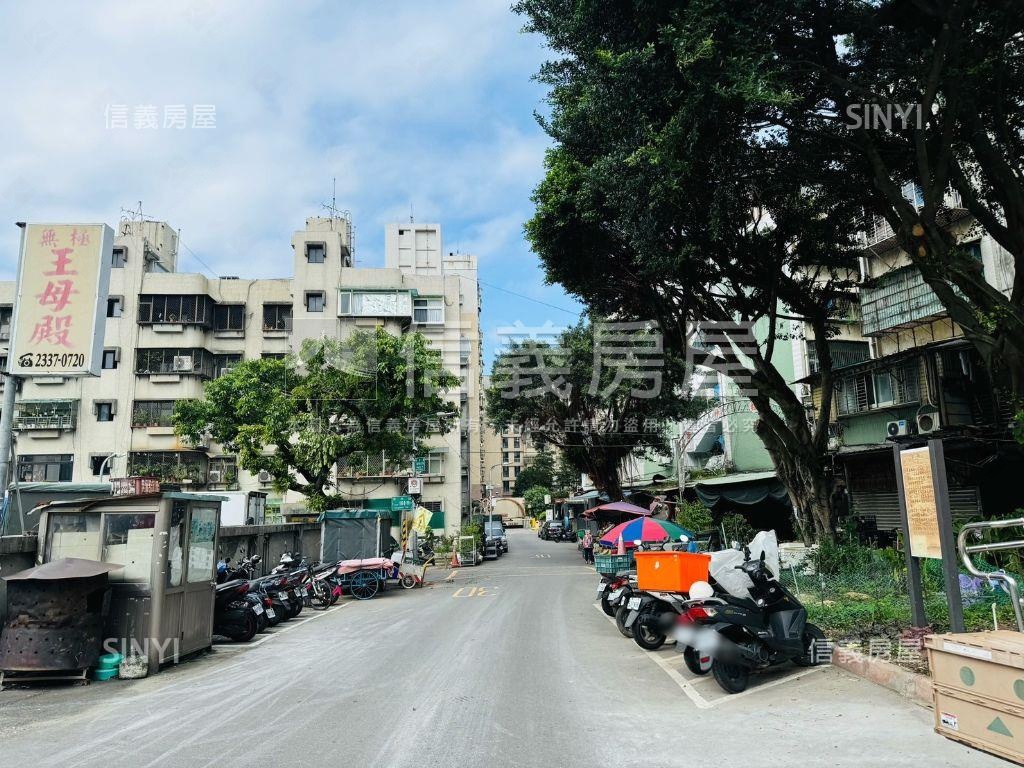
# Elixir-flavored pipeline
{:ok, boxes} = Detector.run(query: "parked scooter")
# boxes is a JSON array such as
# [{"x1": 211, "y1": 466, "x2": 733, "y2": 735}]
[
  {"x1": 675, "y1": 546, "x2": 825, "y2": 693},
  {"x1": 213, "y1": 579, "x2": 261, "y2": 642},
  {"x1": 596, "y1": 574, "x2": 630, "y2": 617}
]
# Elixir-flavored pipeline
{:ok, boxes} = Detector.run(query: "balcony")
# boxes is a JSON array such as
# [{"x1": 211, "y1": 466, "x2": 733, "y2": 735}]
[
  {"x1": 806, "y1": 340, "x2": 871, "y2": 374},
  {"x1": 14, "y1": 400, "x2": 78, "y2": 432},
  {"x1": 860, "y1": 267, "x2": 947, "y2": 336},
  {"x1": 338, "y1": 451, "x2": 410, "y2": 481},
  {"x1": 861, "y1": 186, "x2": 967, "y2": 250}
]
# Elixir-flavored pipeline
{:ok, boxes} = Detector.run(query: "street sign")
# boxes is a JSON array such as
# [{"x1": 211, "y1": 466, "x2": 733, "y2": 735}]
[
  {"x1": 9, "y1": 223, "x2": 113, "y2": 377},
  {"x1": 899, "y1": 446, "x2": 942, "y2": 559},
  {"x1": 407, "y1": 477, "x2": 422, "y2": 495},
  {"x1": 413, "y1": 457, "x2": 427, "y2": 475}
]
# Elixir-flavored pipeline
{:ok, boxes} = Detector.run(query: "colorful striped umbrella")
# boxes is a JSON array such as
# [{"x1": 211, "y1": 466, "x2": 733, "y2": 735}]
[{"x1": 598, "y1": 517, "x2": 694, "y2": 549}]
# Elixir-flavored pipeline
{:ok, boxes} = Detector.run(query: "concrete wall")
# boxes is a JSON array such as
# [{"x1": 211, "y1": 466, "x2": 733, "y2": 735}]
[{"x1": 217, "y1": 523, "x2": 322, "y2": 575}]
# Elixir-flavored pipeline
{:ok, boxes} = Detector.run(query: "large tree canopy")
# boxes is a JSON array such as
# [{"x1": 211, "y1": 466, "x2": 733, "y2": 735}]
[
  {"x1": 174, "y1": 329, "x2": 459, "y2": 511},
  {"x1": 485, "y1": 320, "x2": 704, "y2": 501},
  {"x1": 516, "y1": 0, "x2": 866, "y2": 538}
]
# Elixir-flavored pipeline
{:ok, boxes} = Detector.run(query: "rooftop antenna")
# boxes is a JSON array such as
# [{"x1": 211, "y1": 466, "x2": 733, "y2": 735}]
[
  {"x1": 119, "y1": 200, "x2": 144, "y2": 235},
  {"x1": 320, "y1": 177, "x2": 354, "y2": 263},
  {"x1": 410, "y1": 203, "x2": 414, "y2": 223}
]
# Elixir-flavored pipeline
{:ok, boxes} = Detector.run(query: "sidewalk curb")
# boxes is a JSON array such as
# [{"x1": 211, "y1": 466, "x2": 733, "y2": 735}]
[{"x1": 831, "y1": 648, "x2": 932, "y2": 708}]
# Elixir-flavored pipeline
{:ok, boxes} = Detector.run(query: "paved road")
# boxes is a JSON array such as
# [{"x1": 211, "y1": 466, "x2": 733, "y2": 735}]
[{"x1": 0, "y1": 529, "x2": 1003, "y2": 767}]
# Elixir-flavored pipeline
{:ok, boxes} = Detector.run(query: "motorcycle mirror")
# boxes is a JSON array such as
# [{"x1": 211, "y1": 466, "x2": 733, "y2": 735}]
[
  {"x1": 731, "y1": 540, "x2": 742, "y2": 551},
  {"x1": 678, "y1": 534, "x2": 689, "y2": 543},
  {"x1": 760, "y1": 550, "x2": 766, "y2": 562},
  {"x1": 633, "y1": 539, "x2": 643, "y2": 547}
]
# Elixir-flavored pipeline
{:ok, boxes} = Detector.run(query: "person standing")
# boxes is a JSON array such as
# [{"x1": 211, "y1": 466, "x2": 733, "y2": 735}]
[{"x1": 582, "y1": 530, "x2": 594, "y2": 564}]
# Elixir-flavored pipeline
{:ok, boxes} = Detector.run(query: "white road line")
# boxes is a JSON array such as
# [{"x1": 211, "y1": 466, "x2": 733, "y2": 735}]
[
  {"x1": 594, "y1": 603, "x2": 713, "y2": 709},
  {"x1": 592, "y1": 602, "x2": 825, "y2": 709},
  {"x1": 217, "y1": 604, "x2": 347, "y2": 650}
]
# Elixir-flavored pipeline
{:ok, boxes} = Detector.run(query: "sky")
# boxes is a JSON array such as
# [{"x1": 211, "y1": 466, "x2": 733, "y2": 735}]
[{"x1": 0, "y1": 0, "x2": 583, "y2": 365}]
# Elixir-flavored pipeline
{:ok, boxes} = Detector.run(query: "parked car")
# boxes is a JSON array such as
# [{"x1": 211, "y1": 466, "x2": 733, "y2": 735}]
[
  {"x1": 484, "y1": 520, "x2": 508, "y2": 553},
  {"x1": 541, "y1": 520, "x2": 565, "y2": 541}
]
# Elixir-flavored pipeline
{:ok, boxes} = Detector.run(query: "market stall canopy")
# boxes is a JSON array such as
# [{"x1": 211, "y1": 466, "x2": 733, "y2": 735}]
[
  {"x1": 694, "y1": 471, "x2": 789, "y2": 509},
  {"x1": 4, "y1": 557, "x2": 123, "y2": 581},
  {"x1": 599, "y1": 518, "x2": 694, "y2": 549},
  {"x1": 584, "y1": 500, "x2": 651, "y2": 526}
]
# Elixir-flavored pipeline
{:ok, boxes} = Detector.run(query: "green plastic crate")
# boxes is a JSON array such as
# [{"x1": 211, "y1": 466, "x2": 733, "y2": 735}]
[{"x1": 594, "y1": 552, "x2": 634, "y2": 575}]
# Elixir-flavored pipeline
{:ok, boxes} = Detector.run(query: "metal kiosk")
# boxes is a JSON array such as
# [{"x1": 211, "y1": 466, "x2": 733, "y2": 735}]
[{"x1": 35, "y1": 492, "x2": 224, "y2": 675}]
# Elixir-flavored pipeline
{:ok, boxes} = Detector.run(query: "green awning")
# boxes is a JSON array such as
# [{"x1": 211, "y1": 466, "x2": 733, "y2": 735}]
[{"x1": 694, "y1": 472, "x2": 789, "y2": 509}]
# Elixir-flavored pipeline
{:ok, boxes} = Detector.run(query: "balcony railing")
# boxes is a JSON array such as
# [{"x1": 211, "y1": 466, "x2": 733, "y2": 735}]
[
  {"x1": 338, "y1": 451, "x2": 408, "y2": 480},
  {"x1": 15, "y1": 413, "x2": 77, "y2": 431},
  {"x1": 860, "y1": 267, "x2": 946, "y2": 336}
]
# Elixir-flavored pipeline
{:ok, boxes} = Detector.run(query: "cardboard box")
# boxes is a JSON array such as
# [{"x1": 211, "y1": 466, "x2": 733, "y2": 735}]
[
  {"x1": 926, "y1": 631, "x2": 1024, "y2": 708},
  {"x1": 927, "y1": 631, "x2": 1024, "y2": 764}
]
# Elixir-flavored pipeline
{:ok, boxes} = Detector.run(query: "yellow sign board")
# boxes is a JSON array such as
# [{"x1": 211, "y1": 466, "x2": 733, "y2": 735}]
[
  {"x1": 9, "y1": 224, "x2": 113, "y2": 376},
  {"x1": 900, "y1": 446, "x2": 942, "y2": 559}
]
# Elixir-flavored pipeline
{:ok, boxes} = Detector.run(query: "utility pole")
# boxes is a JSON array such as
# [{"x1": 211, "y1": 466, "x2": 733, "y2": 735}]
[{"x1": 0, "y1": 223, "x2": 26, "y2": 534}]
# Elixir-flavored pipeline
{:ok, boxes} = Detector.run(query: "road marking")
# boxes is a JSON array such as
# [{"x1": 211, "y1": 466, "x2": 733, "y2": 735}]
[
  {"x1": 216, "y1": 604, "x2": 347, "y2": 651},
  {"x1": 534, "y1": 554, "x2": 551, "y2": 558},
  {"x1": 592, "y1": 603, "x2": 824, "y2": 709},
  {"x1": 452, "y1": 586, "x2": 497, "y2": 598}
]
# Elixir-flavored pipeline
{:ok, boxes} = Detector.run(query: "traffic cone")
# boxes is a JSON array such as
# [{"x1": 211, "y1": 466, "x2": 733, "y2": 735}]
[{"x1": 617, "y1": 535, "x2": 625, "y2": 556}]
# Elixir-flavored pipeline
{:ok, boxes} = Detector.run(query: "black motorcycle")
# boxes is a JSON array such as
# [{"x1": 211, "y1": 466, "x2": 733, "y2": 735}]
[
  {"x1": 213, "y1": 579, "x2": 260, "y2": 642},
  {"x1": 677, "y1": 547, "x2": 825, "y2": 693}
]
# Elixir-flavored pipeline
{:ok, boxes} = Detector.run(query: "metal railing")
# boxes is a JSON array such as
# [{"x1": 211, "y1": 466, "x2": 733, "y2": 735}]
[{"x1": 958, "y1": 517, "x2": 1024, "y2": 631}]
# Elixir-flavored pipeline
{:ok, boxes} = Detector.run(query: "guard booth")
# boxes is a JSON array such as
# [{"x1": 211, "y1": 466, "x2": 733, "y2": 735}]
[
  {"x1": 320, "y1": 509, "x2": 394, "y2": 561},
  {"x1": 35, "y1": 492, "x2": 224, "y2": 675}
]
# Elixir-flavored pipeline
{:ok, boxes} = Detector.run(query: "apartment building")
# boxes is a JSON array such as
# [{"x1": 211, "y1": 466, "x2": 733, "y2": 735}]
[
  {"x1": 0, "y1": 216, "x2": 484, "y2": 534},
  {"x1": 480, "y1": 419, "x2": 538, "y2": 496},
  {"x1": 799, "y1": 187, "x2": 1021, "y2": 540}
]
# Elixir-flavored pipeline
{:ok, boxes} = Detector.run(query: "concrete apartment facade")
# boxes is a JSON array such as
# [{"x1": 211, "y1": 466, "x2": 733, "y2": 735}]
[{"x1": 0, "y1": 216, "x2": 484, "y2": 534}]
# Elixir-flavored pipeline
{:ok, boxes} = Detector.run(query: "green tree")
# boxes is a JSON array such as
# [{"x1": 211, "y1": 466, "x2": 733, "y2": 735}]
[
  {"x1": 513, "y1": 450, "x2": 556, "y2": 495},
  {"x1": 552, "y1": 454, "x2": 579, "y2": 498},
  {"x1": 516, "y1": 2, "x2": 864, "y2": 539},
  {"x1": 485, "y1": 320, "x2": 704, "y2": 501},
  {"x1": 523, "y1": 486, "x2": 551, "y2": 519},
  {"x1": 173, "y1": 329, "x2": 459, "y2": 512}
]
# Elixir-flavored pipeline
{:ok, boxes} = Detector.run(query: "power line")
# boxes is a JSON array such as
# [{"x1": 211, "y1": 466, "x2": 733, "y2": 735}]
[{"x1": 478, "y1": 279, "x2": 581, "y2": 316}]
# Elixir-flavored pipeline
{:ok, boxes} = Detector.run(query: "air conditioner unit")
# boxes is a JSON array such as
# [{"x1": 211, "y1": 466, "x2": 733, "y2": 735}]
[
  {"x1": 172, "y1": 355, "x2": 194, "y2": 372},
  {"x1": 257, "y1": 469, "x2": 272, "y2": 483},
  {"x1": 886, "y1": 419, "x2": 914, "y2": 438},
  {"x1": 917, "y1": 412, "x2": 941, "y2": 435},
  {"x1": 207, "y1": 470, "x2": 222, "y2": 483}
]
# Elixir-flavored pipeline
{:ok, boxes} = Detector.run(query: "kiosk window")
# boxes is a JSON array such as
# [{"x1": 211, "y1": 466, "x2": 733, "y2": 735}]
[
  {"x1": 187, "y1": 508, "x2": 218, "y2": 583},
  {"x1": 168, "y1": 502, "x2": 186, "y2": 588},
  {"x1": 102, "y1": 514, "x2": 156, "y2": 583}
]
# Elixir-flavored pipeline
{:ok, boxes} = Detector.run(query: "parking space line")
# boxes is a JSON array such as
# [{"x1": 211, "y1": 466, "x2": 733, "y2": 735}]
[
  {"x1": 592, "y1": 603, "x2": 825, "y2": 709},
  {"x1": 216, "y1": 604, "x2": 348, "y2": 650}
]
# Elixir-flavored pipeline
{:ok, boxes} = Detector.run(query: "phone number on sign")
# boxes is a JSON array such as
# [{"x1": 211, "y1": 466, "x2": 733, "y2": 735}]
[{"x1": 17, "y1": 352, "x2": 86, "y2": 368}]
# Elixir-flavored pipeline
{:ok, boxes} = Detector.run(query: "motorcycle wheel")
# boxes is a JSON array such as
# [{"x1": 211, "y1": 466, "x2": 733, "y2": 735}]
[
  {"x1": 311, "y1": 583, "x2": 332, "y2": 610},
  {"x1": 614, "y1": 605, "x2": 634, "y2": 638},
  {"x1": 632, "y1": 610, "x2": 667, "y2": 651},
  {"x1": 600, "y1": 594, "x2": 616, "y2": 617},
  {"x1": 230, "y1": 610, "x2": 259, "y2": 642},
  {"x1": 791, "y1": 622, "x2": 827, "y2": 667},
  {"x1": 683, "y1": 646, "x2": 712, "y2": 676},
  {"x1": 712, "y1": 660, "x2": 751, "y2": 694}
]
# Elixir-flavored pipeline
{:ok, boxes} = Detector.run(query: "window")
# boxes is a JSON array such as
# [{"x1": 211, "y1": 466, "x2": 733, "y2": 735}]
[
  {"x1": 132, "y1": 400, "x2": 175, "y2": 427},
  {"x1": 0, "y1": 305, "x2": 11, "y2": 340},
  {"x1": 503, "y1": 451, "x2": 510, "y2": 464},
  {"x1": 96, "y1": 402, "x2": 114, "y2": 422},
  {"x1": 425, "y1": 453, "x2": 444, "y2": 475},
  {"x1": 47, "y1": 513, "x2": 100, "y2": 561},
  {"x1": 514, "y1": 438, "x2": 521, "y2": 449},
  {"x1": 107, "y1": 297, "x2": 123, "y2": 318},
  {"x1": 213, "y1": 353, "x2": 242, "y2": 377},
  {"x1": 305, "y1": 242, "x2": 326, "y2": 263},
  {"x1": 137, "y1": 294, "x2": 214, "y2": 326},
  {"x1": 102, "y1": 349, "x2": 118, "y2": 370},
  {"x1": 111, "y1": 247, "x2": 127, "y2": 268},
  {"x1": 338, "y1": 290, "x2": 412, "y2": 317},
  {"x1": 102, "y1": 513, "x2": 156, "y2": 583},
  {"x1": 213, "y1": 304, "x2": 245, "y2": 332},
  {"x1": 263, "y1": 304, "x2": 292, "y2": 331},
  {"x1": 262, "y1": 352, "x2": 287, "y2": 360},
  {"x1": 18, "y1": 454, "x2": 73, "y2": 482},
  {"x1": 306, "y1": 291, "x2": 325, "y2": 312},
  {"x1": 129, "y1": 451, "x2": 207, "y2": 484},
  {"x1": 168, "y1": 502, "x2": 186, "y2": 587},
  {"x1": 188, "y1": 508, "x2": 218, "y2": 583},
  {"x1": 503, "y1": 465, "x2": 510, "y2": 478},
  {"x1": 513, "y1": 452, "x2": 521, "y2": 463},
  {"x1": 502, "y1": 481, "x2": 511, "y2": 494},
  {"x1": 208, "y1": 456, "x2": 239, "y2": 487},
  {"x1": 135, "y1": 348, "x2": 215, "y2": 378},
  {"x1": 413, "y1": 297, "x2": 443, "y2": 324},
  {"x1": 89, "y1": 456, "x2": 106, "y2": 476},
  {"x1": 873, "y1": 371, "x2": 895, "y2": 406}
]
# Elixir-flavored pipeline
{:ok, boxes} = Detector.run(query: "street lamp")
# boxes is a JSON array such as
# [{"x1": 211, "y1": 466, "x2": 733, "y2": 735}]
[{"x1": 100, "y1": 453, "x2": 126, "y2": 490}]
